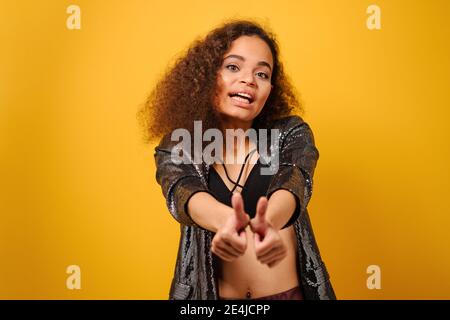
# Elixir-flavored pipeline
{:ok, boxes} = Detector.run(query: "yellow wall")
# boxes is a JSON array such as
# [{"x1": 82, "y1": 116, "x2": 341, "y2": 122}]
[{"x1": 1, "y1": 0, "x2": 449, "y2": 299}]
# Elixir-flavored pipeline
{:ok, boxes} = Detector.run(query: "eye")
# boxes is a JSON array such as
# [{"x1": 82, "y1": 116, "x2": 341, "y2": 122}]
[
  {"x1": 256, "y1": 71, "x2": 269, "y2": 79},
  {"x1": 226, "y1": 64, "x2": 239, "y2": 71}
]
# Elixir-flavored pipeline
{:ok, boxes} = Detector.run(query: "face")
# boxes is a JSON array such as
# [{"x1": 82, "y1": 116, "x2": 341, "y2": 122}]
[{"x1": 213, "y1": 35, "x2": 274, "y2": 129}]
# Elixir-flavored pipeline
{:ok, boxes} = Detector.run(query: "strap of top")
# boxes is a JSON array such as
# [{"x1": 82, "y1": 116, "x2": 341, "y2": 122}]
[{"x1": 220, "y1": 148, "x2": 258, "y2": 193}]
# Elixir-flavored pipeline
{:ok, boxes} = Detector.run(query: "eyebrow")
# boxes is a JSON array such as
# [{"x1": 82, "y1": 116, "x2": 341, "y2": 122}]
[{"x1": 223, "y1": 54, "x2": 272, "y2": 71}]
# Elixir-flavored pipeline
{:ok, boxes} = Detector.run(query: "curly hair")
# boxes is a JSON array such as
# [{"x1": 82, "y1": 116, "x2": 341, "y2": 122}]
[{"x1": 137, "y1": 19, "x2": 303, "y2": 144}]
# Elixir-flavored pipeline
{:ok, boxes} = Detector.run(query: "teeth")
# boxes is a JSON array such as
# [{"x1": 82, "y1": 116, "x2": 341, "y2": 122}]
[
  {"x1": 236, "y1": 92, "x2": 252, "y2": 99},
  {"x1": 232, "y1": 96, "x2": 251, "y2": 103}
]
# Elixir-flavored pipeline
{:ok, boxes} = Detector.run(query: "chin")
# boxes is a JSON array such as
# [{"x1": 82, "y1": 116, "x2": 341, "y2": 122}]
[{"x1": 221, "y1": 109, "x2": 256, "y2": 122}]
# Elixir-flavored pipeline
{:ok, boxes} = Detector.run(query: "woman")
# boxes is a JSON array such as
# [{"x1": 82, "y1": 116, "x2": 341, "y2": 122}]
[{"x1": 138, "y1": 20, "x2": 336, "y2": 300}]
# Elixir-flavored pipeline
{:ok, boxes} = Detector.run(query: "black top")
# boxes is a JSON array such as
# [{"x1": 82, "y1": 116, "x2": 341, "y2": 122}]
[
  {"x1": 208, "y1": 149, "x2": 272, "y2": 218},
  {"x1": 208, "y1": 148, "x2": 300, "y2": 227}
]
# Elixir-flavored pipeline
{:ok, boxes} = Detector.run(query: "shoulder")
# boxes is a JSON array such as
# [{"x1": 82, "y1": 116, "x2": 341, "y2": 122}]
[
  {"x1": 270, "y1": 115, "x2": 311, "y2": 133},
  {"x1": 270, "y1": 115, "x2": 317, "y2": 149},
  {"x1": 154, "y1": 131, "x2": 180, "y2": 153}
]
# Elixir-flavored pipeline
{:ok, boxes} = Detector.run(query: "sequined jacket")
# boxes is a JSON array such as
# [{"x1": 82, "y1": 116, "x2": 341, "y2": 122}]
[{"x1": 154, "y1": 115, "x2": 337, "y2": 300}]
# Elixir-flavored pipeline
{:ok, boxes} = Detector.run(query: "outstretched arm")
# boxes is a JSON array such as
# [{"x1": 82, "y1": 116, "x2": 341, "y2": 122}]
[
  {"x1": 154, "y1": 135, "x2": 250, "y2": 261},
  {"x1": 265, "y1": 189, "x2": 297, "y2": 230},
  {"x1": 188, "y1": 192, "x2": 251, "y2": 262},
  {"x1": 266, "y1": 117, "x2": 319, "y2": 229},
  {"x1": 186, "y1": 191, "x2": 232, "y2": 233},
  {"x1": 154, "y1": 133, "x2": 233, "y2": 231}
]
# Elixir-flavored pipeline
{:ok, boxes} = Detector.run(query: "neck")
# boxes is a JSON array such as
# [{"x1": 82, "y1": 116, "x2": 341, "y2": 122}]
[{"x1": 217, "y1": 118, "x2": 258, "y2": 164}]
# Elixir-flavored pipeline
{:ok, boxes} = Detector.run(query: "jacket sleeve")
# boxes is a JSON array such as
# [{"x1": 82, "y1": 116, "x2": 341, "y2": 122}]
[
  {"x1": 154, "y1": 134, "x2": 210, "y2": 227},
  {"x1": 266, "y1": 116, "x2": 319, "y2": 229}
]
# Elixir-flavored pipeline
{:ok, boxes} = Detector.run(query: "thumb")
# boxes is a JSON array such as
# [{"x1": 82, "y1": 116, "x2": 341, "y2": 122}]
[
  {"x1": 255, "y1": 196, "x2": 268, "y2": 222},
  {"x1": 254, "y1": 231, "x2": 262, "y2": 245},
  {"x1": 232, "y1": 192, "x2": 249, "y2": 229}
]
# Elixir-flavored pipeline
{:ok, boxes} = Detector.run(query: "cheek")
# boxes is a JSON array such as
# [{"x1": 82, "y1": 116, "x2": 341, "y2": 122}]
[
  {"x1": 258, "y1": 84, "x2": 272, "y2": 103},
  {"x1": 214, "y1": 75, "x2": 228, "y2": 106},
  {"x1": 217, "y1": 74, "x2": 237, "y2": 108},
  {"x1": 218, "y1": 73, "x2": 234, "y2": 91}
]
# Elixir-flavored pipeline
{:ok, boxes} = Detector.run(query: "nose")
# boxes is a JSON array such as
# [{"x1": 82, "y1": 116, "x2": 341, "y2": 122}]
[{"x1": 239, "y1": 71, "x2": 256, "y2": 87}]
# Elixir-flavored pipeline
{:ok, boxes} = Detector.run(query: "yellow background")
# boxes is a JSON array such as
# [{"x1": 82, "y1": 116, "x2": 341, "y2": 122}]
[{"x1": 1, "y1": 0, "x2": 449, "y2": 299}]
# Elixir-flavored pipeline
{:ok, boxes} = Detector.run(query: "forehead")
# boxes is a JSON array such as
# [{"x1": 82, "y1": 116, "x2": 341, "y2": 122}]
[{"x1": 225, "y1": 36, "x2": 273, "y2": 67}]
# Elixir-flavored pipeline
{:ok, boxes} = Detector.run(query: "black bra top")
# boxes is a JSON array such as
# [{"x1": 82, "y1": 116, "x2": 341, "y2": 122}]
[{"x1": 208, "y1": 148, "x2": 272, "y2": 219}]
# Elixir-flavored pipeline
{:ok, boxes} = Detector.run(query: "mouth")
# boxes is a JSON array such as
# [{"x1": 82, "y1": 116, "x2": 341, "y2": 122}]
[{"x1": 228, "y1": 91, "x2": 255, "y2": 106}]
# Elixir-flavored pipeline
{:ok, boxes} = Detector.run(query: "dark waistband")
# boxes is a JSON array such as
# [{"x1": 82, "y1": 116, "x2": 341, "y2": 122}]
[{"x1": 219, "y1": 285, "x2": 303, "y2": 300}]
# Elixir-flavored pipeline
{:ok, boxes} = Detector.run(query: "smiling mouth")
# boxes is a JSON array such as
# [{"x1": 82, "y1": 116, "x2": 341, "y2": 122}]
[{"x1": 228, "y1": 92, "x2": 254, "y2": 104}]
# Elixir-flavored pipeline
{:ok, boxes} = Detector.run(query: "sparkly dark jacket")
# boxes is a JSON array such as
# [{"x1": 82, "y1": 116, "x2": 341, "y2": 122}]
[{"x1": 154, "y1": 115, "x2": 337, "y2": 300}]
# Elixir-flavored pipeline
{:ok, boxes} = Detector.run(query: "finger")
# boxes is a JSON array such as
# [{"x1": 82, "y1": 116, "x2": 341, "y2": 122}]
[
  {"x1": 255, "y1": 196, "x2": 268, "y2": 221},
  {"x1": 216, "y1": 239, "x2": 243, "y2": 256},
  {"x1": 267, "y1": 253, "x2": 287, "y2": 268},
  {"x1": 236, "y1": 217, "x2": 249, "y2": 233},
  {"x1": 257, "y1": 243, "x2": 282, "y2": 260},
  {"x1": 238, "y1": 229, "x2": 247, "y2": 240},
  {"x1": 230, "y1": 233, "x2": 247, "y2": 254},
  {"x1": 254, "y1": 236, "x2": 275, "y2": 257},
  {"x1": 232, "y1": 193, "x2": 248, "y2": 227},
  {"x1": 212, "y1": 246, "x2": 233, "y2": 261},
  {"x1": 216, "y1": 231, "x2": 246, "y2": 254},
  {"x1": 253, "y1": 231, "x2": 261, "y2": 246},
  {"x1": 212, "y1": 246, "x2": 237, "y2": 261},
  {"x1": 267, "y1": 260, "x2": 281, "y2": 268},
  {"x1": 262, "y1": 251, "x2": 287, "y2": 267},
  {"x1": 259, "y1": 248, "x2": 286, "y2": 264},
  {"x1": 214, "y1": 234, "x2": 243, "y2": 255},
  {"x1": 249, "y1": 217, "x2": 263, "y2": 234}
]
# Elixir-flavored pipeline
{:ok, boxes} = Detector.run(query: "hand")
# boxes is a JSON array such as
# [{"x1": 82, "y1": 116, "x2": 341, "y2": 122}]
[
  {"x1": 250, "y1": 197, "x2": 287, "y2": 268},
  {"x1": 211, "y1": 193, "x2": 250, "y2": 262}
]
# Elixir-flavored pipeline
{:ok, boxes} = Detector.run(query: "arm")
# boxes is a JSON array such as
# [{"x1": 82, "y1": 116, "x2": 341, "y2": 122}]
[
  {"x1": 249, "y1": 117, "x2": 319, "y2": 267},
  {"x1": 265, "y1": 189, "x2": 298, "y2": 230},
  {"x1": 154, "y1": 135, "x2": 250, "y2": 262},
  {"x1": 265, "y1": 116, "x2": 319, "y2": 229},
  {"x1": 186, "y1": 191, "x2": 233, "y2": 232},
  {"x1": 154, "y1": 134, "x2": 215, "y2": 228},
  {"x1": 154, "y1": 134, "x2": 241, "y2": 232}
]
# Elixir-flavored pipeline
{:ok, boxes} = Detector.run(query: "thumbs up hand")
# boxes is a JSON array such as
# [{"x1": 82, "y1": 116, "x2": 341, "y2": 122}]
[
  {"x1": 211, "y1": 192, "x2": 250, "y2": 262},
  {"x1": 249, "y1": 197, "x2": 287, "y2": 268}
]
